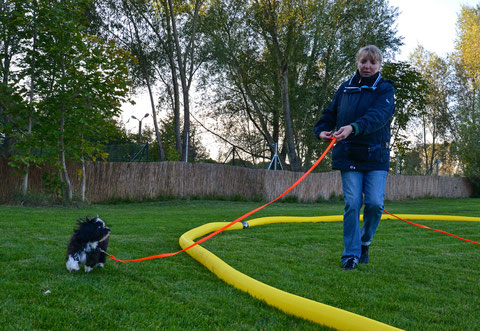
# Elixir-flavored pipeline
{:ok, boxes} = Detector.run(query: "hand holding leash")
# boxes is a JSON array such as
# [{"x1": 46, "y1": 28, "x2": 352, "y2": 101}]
[
  {"x1": 333, "y1": 125, "x2": 353, "y2": 141},
  {"x1": 318, "y1": 131, "x2": 333, "y2": 142},
  {"x1": 319, "y1": 126, "x2": 353, "y2": 142}
]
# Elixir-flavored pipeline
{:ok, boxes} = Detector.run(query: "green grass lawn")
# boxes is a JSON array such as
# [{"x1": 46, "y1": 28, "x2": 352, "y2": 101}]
[{"x1": 1, "y1": 198, "x2": 480, "y2": 330}]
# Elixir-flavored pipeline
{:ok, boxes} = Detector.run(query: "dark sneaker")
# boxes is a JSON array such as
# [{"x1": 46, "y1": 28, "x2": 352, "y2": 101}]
[
  {"x1": 342, "y1": 258, "x2": 357, "y2": 270},
  {"x1": 359, "y1": 245, "x2": 369, "y2": 264}
]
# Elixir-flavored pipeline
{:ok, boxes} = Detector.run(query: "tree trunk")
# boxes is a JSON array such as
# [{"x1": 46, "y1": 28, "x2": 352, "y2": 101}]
[
  {"x1": 60, "y1": 58, "x2": 72, "y2": 202},
  {"x1": 21, "y1": 168, "x2": 29, "y2": 198},
  {"x1": 279, "y1": 65, "x2": 301, "y2": 171},
  {"x1": 145, "y1": 74, "x2": 166, "y2": 161},
  {"x1": 60, "y1": 109, "x2": 72, "y2": 202},
  {"x1": 167, "y1": 0, "x2": 190, "y2": 162},
  {"x1": 270, "y1": 40, "x2": 300, "y2": 170},
  {"x1": 266, "y1": 6, "x2": 301, "y2": 172},
  {"x1": 422, "y1": 114, "x2": 429, "y2": 174},
  {"x1": 167, "y1": 0, "x2": 202, "y2": 162},
  {"x1": 22, "y1": 116, "x2": 32, "y2": 197},
  {"x1": 81, "y1": 156, "x2": 86, "y2": 202},
  {"x1": 0, "y1": 23, "x2": 14, "y2": 157},
  {"x1": 163, "y1": 2, "x2": 182, "y2": 157},
  {"x1": 134, "y1": 0, "x2": 182, "y2": 159},
  {"x1": 22, "y1": 19, "x2": 37, "y2": 198}
]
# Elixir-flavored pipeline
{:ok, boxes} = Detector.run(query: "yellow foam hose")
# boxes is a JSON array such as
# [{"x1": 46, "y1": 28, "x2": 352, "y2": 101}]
[
  {"x1": 246, "y1": 214, "x2": 480, "y2": 227},
  {"x1": 180, "y1": 214, "x2": 480, "y2": 330},
  {"x1": 179, "y1": 217, "x2": 402, "y2": 330},
  {"x1": 380, "y1": 214, "x2": 480, "y2": 222}
]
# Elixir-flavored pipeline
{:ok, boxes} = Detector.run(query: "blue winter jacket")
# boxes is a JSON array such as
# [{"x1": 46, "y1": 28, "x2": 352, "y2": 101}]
[{"x1": 314, "y1": 71, "x2": 395, "y2": 171}]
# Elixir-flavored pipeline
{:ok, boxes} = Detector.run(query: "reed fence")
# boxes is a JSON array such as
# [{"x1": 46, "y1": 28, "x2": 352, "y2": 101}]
[{"x1": 0, "y1": 159, "x2": 473, "y2": 203}]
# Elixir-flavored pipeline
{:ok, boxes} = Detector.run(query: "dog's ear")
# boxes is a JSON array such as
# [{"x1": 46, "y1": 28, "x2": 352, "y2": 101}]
[
  {"x1": 74, "y1": 218, "x2": 83, "y2": 232},
  {"x1": 75, "y1": 217, "x2": 87, "y2": 229},
  {"x1": 73, "y1": 218, "x2": 91, "y2": 242}
]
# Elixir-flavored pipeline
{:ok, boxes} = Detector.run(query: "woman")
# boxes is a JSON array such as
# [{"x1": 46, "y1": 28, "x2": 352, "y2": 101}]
[{"x1": 314, "y1": 45, "x2": 395, "y2": 270}]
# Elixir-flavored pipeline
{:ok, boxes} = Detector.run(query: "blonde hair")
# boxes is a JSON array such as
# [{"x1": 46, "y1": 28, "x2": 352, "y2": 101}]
[{"x1": 356, "y1": 45, "x2": 383, "y2": 66}]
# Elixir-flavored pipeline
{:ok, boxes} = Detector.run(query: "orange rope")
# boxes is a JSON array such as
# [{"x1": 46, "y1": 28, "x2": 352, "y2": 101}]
[
  {"x1": 383, "y1": 209, "x2": 480, "y2": 245},
  {"x1": 106, "y1": 138, "x2": 337, "y2": 262},
  {"x1": 106, "y1": 137, "x2": 479, "y2": 263}
]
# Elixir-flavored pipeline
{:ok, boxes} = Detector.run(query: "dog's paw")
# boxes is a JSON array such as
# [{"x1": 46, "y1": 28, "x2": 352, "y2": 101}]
[
  {"x1": 96, "y1": 263, "x2": 104, "y2": 268},
  {"x1": 66, "y1": 256, "x2": 80, "y2": 272},
  {"x1": 85, "y1": 266, "x2": 94, "y2": 273}
]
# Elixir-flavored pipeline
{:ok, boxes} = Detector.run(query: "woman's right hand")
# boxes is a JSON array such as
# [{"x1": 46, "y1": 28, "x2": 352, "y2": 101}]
[{"x1": 319, "y1": 131, "x2": 333, "y2": 142}]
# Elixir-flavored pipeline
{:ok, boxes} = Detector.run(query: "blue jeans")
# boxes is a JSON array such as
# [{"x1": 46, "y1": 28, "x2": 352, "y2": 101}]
[{"x1": 340, "y1": 170, "x2": 388, "y2": 264}]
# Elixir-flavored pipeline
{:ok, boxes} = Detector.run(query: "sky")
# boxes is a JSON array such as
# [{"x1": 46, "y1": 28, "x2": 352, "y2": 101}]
[
  {"x1": 390, "y1": 0, "x2": 479, "y2": 60},
  {"x1": 121, "y1": 0, "x2": 479, "y2": 157}
]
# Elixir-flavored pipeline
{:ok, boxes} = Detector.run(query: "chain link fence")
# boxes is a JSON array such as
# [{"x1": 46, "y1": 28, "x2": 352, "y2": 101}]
[{"x1": 103, "y1": 143, "x2": 149, "y2": 162}]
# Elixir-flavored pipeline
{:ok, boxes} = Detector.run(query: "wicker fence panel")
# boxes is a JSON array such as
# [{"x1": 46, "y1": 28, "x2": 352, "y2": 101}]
[
  {"x1": 0, "y1": 159, "x2": 19, "y2": 201},
  {"x1": 0, "y1": 159, "x2": 473, "y2": 203},
  {"x1": 263, "y1": 170, "x2": 343, "y2": 202},
  {"x1": 385, "y1": 175, "x2": 473, "y2": 200}
]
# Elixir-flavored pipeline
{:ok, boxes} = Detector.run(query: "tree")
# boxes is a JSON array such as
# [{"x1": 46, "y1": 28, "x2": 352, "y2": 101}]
[
  {"x1": 409, "y1": 46, "x2": 455, "y2": 175},
  {"x1": 166, "y1": 0, "x2": 204, "y2": 162},
  {"x1": 98, "y1": 0, "x2": 205, "y2": 162},
  {"x1": 248, "y1": 0, "x2": 307, "y2": 171},
  {"x1": 99, "y1": 0, "x2": 168, "y2": 161},
  {"x1": 4, "y1": 0, "x2": 132, "y2": 203},
  {"x1": 381, "y1": 61, "x2": 428, "y2": 167},
  {"x1": 453, "y1": 5, "x2": 480, "y2": 179},
  {"x1": 456, "y1": 5, "x2": 480, "y2": 86},
  {"x1": 0, "y1": 0, "x2": 29, "y2": 158},
  {"x1": 201, "y1": 0, "x2": 401, "y2": 171}
]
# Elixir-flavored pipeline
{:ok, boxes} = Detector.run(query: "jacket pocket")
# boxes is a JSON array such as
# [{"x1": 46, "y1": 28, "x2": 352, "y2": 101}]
[
  {"x1": 345, "y1": 143, "x2": 369, "y2": 162},
  {"x1": 345, "y1": 143, "x2": 385, "y2": 163}
]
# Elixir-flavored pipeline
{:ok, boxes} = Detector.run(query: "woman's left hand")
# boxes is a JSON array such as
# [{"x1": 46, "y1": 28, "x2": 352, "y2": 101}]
[{"x1": 333, "y1": 125, "x2": 353, "y2": 141}]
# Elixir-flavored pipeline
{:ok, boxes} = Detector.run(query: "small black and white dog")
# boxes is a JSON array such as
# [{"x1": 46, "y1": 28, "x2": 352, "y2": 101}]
[{"x1": 66, "y1": 217, "x2": 111, "y2": 273}]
